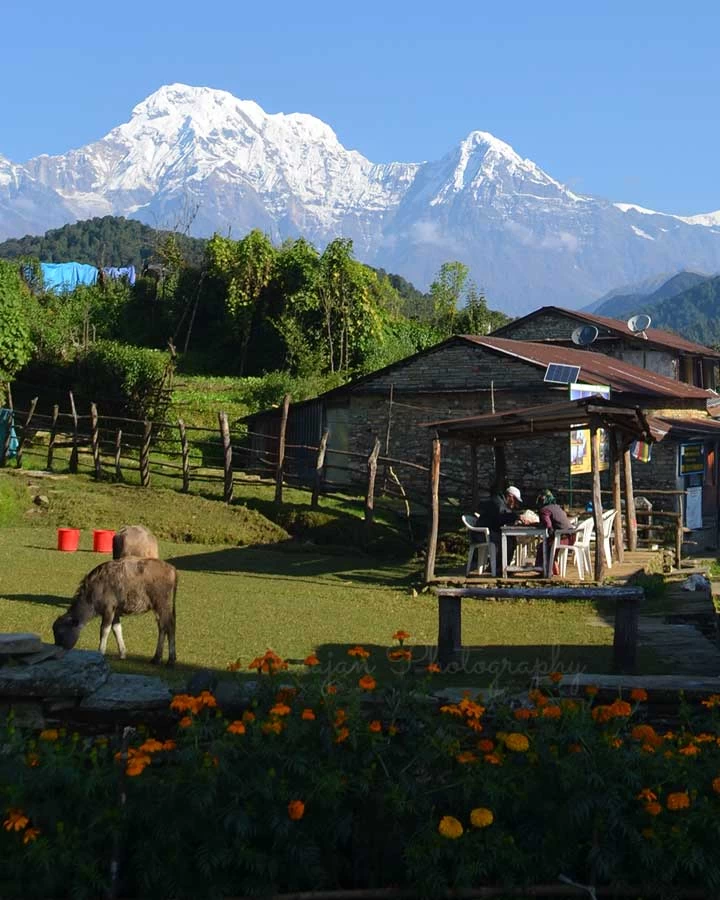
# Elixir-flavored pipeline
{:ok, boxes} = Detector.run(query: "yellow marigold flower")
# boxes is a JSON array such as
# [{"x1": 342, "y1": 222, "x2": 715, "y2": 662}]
[
  {"x1": 541, "y1": 705, "x2": 562, "y2": 720},
  {"x1": 242, "y1": 710, "x2": 256, "y2": 723},
  {"x1": 3, "y1": 810, "x2": 29, "y2": 832},
  {"x1": 178, "y1": 716, "x2": 193, "y2": 729},
  {"x1": 269, "y1": 703, "x2": 291, "y2": 717},
  {"x1": 304, "y1": 654, "x2": 320, "y2": 666},
  {"x1": 22, "y1": 827, "x2": 40, "y2": 844},
  {"x1": 138, "y1": 739, "x2": 165, "y2": 754},
  {"x1": 456, "y1": 751, "x2": 478, "y2": 764},
  {"x1": 712, "y1": 777, "x2": 720, "y2": 795},
  {"x1": 426, "y1": 663, "x2": 441, "y2": 673},
  {"x1": 679, "y1": 744, "x2": 700, "y2": 757},
  {"x1": 549, "y1": 671, "x2": 563, "y2": 684},
  {"x1": 438, "y1": 815, "x2": 463, "y2": 839},
  {"x1": 392, "y1": 630, "x2": 411, "y2": 642},
  {"x1": 637, "y1": 788, "x2": 657, "y2": 802},
  {"x1": 358, "y1": 675, "x2": 377, "y2": 691},
  {"x1": 477, "y1": 739, "x2": 495, "y2": 752},
  {"x1": 388, "y1": 648, "x2": 412, "y2": 662},
  {"x1": 335, "y1": 726, "x2": 350, "y2": 744},
  {"x1": 227, "y1": 721, "x2": 246, "y2": 735},
  {"x1": 666, "y1": 792, "x2": 691, "y2": 811},
  {"x1": 514, "y1": 708, "x2": 532, "y2": 721},
  {"x1": 630, "y1": 688, "x2": 648, "y2": 702},
  {"x1": 585, "y1": 685, "x2": 599, "y2": 697},
  {"x1": 25, "y1": 753, "x2": 40, "y2": 768},
  {"x1": 369, "y1": 720, "x2": 382, "y2": 733},
  {"x1": 288, "y1": 800, "x2": 305, "y2": 821},
  {"x1": 470, "y1": 807, "x2": 494, "y2": 828},
  {"x1": 504, "y1": 733, "x2": 530, "y2": 753},
  {"x1": 39, "y1": 729, "x2": 59, "y2": 742},
  {"x1": 301, "y1": 709, "x2": 316, "y2": 721},
  {"x1": 484, "y1": 753, "x2": 502, "y2": 765},
  {"x1": 348, "y1": 645, "x2": 370, "y2": 659}
]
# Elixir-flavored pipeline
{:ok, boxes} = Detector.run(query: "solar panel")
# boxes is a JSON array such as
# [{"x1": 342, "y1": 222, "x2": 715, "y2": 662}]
[{"x1": 544, "y1": 363, "x2": 581, "y2": 384}]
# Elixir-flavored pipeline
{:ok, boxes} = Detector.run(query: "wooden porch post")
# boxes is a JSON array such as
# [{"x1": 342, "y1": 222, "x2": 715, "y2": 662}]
[
  {"x1": 611, "y1": 431, "x2": 625, "y2": 563},
  {"x1": 493, "y1": 442, "x2": 507, "y2": 494},
  {"x1": 423, "y1": 434, "x2": 441, "y2": 584},
  {"x1": 590, "y1": 423, "x2": 606, "y2": 581},
  {"x1": 623, "y1": 441, "x2": 638, "y2": 551},
  {"x1": 470, "y1": 441, "x2": 479, "y2": 511}
]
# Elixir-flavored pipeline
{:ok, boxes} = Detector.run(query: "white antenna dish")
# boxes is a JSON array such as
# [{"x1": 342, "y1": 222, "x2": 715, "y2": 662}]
[
  {"x1": 627, "y1": 313, "x2": 652, "y2": 336},
  {"x1": 571, "y1": 325, "x2": 599, "y2": 347}
]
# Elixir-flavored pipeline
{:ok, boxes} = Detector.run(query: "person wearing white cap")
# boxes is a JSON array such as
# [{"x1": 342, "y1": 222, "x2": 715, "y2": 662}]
[{"x1": 473, "y1": 484, "x2": 524, "y2": 563}]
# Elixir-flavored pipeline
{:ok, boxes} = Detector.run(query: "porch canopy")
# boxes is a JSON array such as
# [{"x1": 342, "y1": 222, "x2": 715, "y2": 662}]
[{"x1": 422, "y1": 396, "x2": 658, "y2": 582}]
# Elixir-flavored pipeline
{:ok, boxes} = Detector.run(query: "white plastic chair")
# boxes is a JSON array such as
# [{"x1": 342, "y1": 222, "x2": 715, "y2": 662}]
[
  {"x1": 601, "y1": 509, "x2": 618, "y2": 569},
  {"x1": 462, "y1": 515, "x2": 497, "y2": 576},
  {"x1": 554, "y1": 517, "x2": 595, "y2": 580}
]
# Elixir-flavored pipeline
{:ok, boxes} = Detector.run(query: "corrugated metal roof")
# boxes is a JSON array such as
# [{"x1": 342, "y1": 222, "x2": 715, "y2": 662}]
[
  {"x1": 463, "y1": 335, "x2": 712, "y2": 399},
  {"x1": 652, "y1": 416, "x2": 720, "y2": 438},
  {"x1": 493, "y1": 305, "x2": 720, "y2": 359}
]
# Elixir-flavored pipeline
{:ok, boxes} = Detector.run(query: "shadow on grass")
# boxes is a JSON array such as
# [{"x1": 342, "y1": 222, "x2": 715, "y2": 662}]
[{"x1": 2, "y1": 592, "x2": 67, "y2": 608}]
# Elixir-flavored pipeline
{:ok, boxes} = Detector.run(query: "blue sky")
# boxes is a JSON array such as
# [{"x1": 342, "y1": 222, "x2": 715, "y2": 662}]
[{"x1": 2, "y1": 0, "x2": 718, "y2": 215}]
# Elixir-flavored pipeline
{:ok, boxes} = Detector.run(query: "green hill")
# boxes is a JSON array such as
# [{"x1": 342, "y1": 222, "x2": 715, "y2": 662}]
[{"x1": 640, "y1": 275, "x2": 720, "y2": 345}]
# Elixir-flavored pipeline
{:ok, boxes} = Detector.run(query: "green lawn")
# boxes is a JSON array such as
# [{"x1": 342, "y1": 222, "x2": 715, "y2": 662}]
[{"x1": 0, "y1": 470, "x2": 661, "y2": 688}]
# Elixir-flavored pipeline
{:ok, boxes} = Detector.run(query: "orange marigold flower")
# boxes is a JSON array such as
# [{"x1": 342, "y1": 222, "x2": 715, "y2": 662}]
[
  {"x1": 644, "y1": 802, "x2": 662, "y2": 817},
  {"x1": 470, "y1": 807, "x2": 493, "y2": 828},
  {"x1": 458, "y1": 698, "x2": 485, "y2": 719},
  {"x1": 198, "y1": 691, "x2": 217, "y2": 708},
  {"x1": 666, "y1": 792, "x2": 691, "y2": 811},
  {"x1": 701, "y1": 694, "x2": 720, "y2": 709},
  {"x1": 541, "y1": 705, "x2": 562, "y2": 720},
  {"x1": 335, "y1": 726, "x2": 350, "y2": 744},
  {"x1": 392, "y1": 630, "x2": 411, "y2": 642},
  {"x1": 466, "y1": 719, "x2": 484, "y2": 733},
  {"x1": 528, "y1": 689, "x2": 549, "y2": 707},
  {"x1": 304, "y1": 654, "x2": 320, "y2": 666},
  {"x1": 358, "y1": 675, "x2": 377, "y2": 691},
  {"x1": 477, "y1": 739, "x2": 495, "y2": 752},
  {"x1": 585, "y1": 685, "x2": 599, "y2": 697},
  {"x1": 549, "y1": 671, "x2": 563, "y2": 684},
  {"x1": 712, "y1": 777, "x2": 720, "y2": 795},
  {"x1": 227, "y1": 721, "x2": 246, "y2": 735},
  {"x1": 679, "y1": 744, "x2": 700, "y2": 757},
  {"x1": 388, "y1": 648, "x2": 412, "y2": 662},
  {"x1": 637, "y1": 788, "x2": 658, "y2": 802},
  {"x1": 514, "y1": 708, "x2": 532, "y2": 721},
  {"x1": 426, "y1": 663, "x2": 441, "y2": 673},
  {"x1": 138, "y1": 739, "x2": 165, "y2": 754},
  {"x1": 609, "y1": 699, "x2": 632, "y2": 718},
  {"x1": 3, "y1": 810, "x2": 29, "y2": 832},
  {"x1": 348, "y1": 645, "x2": 370, "y2": 659},
  {"x1": 178, "y1": 716, "x2": 193, "y2": 729},
  {"x1": 276, "y1": 687, "x2": 298, "y2": 703},
  {"x1": 631, "y1": 725, "x2": 662, "y2": 748},
  {"x1": 170, "y1": 694, "x2": 195, "y2": 713},
  {"x1": 261, "y1": 720, "x2": 284, "y2": 735},
  {"x1": 39, "y1": 729, "x2": 59, "y2": 742},
  {"x1": 641, "y1": 744, "x2": 656, "y2": 754},
  {"x1": 25, "y1": 753, "x2": 40, "y2": 768},
  {"x1": 440, "y1": 704, "x2": 463, "y2": 717},
  {"x1": 368, "y1": 720, "x2": 382, "y2": 733},
  {"x1": 22, "y1": 827, "x2": 41, "y2": 844},
  {"x1": 334, "y1": 708, "x2": 348, "y2": 725},
  {"x1": 301, "y1": 709, "x2": 316, "y2": 721},
  {"x1": 591, "y1": 705, "x2": 613, "y2": 724},
  {"x1": 560, "y1": 699, "x2": 580, "y2": 712},
  {"x1": 456, "y1": 751, "x2": 478, "y2": 764},
  {"x1": 325, "y1": 684, "x2": 338, "y2": 695},
  {"x1": 609, "y1": 737, "x2": 623, "y2": 749},
  {"x1": 288, "y1": 800, "x2": 305, "y2": 821},
  {"x1": 269, "y1": 703, "x2": 292, "y2": 717},
  {"x1": 438, "y1": 815, "x2": 463, "y2": 839},
  {"x1": 484, "y1": 753, "x2": 502, "y2": 765},
  {"x1": 126, "y1": 758, "x2": 150, "y2": 777},
  {"x1": 696, "y1": 733, "x2": 716, "y2": 743},
  {"x1": 162, "y1": 740, "x2": 176, "y2": 751},
  {"x1": 630, "y1": 688, "x2": 648, "y2": 702},
  {"x1": 242, "y1": 710, "x2": 256, "y2": 723},
  {"x1": 504, "y1": 733, "x2": 530, "y2": 752}
]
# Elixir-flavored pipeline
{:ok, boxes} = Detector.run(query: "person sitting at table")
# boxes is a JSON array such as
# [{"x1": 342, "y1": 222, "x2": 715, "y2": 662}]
[
  {"x1": 534, "y1": 488, "x2": 576, "y2": 574},
  {"x1": 475, "y1": 484, "x2": 524, "y2": 562}
]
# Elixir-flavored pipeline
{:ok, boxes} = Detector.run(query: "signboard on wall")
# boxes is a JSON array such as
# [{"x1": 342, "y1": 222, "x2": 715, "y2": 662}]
[
  {"x1": 679, "y1": 443, "x2": 704, "y2": 476},
  {"x1": 569, "y1": 384, "x2": 611, "y2": 475}
]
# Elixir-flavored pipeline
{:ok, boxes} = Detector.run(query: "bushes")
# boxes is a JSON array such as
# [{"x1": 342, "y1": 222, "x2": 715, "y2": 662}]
[
  {"x1": 4, "y1": 648, "x2": 720, "y2": 898},
  {"x1": 0, "y1": 260, "x2": 33, "y2": 387}
]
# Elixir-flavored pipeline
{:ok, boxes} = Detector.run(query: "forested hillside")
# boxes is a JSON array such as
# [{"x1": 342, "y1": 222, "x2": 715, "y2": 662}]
[{"x1": 640, "y1": 275, "x2": 720, "y2": 345}]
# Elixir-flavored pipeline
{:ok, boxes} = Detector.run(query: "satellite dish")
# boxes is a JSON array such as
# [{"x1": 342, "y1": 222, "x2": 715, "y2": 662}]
[
  {"x1": 627, "y1": 313, "x2": 652, "y2": 335},
  {"x1": 571, "y1": 325, "x2": 599, "y2": 347}
]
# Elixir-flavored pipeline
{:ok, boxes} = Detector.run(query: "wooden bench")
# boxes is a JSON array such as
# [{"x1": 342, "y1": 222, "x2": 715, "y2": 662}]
[{"x1": 436, "y1": 585, "x2": 644, "y2": 674}]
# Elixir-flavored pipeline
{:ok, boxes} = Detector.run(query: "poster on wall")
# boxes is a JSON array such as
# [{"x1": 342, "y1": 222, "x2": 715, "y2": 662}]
[
  {"x1": 685, "y1": 485, "x2": 703, "y2": 530},
  {"x1": 569, "y1": 384, "x2": 611, "y2": 475}
]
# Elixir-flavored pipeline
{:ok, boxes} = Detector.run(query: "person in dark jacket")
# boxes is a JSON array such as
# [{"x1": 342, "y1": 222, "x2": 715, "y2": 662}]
[
  {"x1": 535, "y1": 489, "x2": 575, "y2": 574},
  {"x1": 475, "y1": 485, "x2": 523, "y2": 561}
]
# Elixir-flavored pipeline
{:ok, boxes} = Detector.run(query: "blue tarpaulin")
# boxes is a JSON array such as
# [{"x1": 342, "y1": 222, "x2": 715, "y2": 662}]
[
  {"x1": 102, "y1": 265, "x2": 136, "y2": 286},
  {"x1": 0, "y1": 409, "x2": 18, "y2": 459},
  {"x1": 41, "y1": 262, "x2": 98, "y2": 293}
]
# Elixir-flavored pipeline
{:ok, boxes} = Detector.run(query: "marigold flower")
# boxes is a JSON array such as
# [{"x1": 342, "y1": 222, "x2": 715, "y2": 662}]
[
  {"x1": 269, "y1": 703, "x2": 292, "y2": 717},
  {"x1": 630, "y1": 688, "x2": 648, "y2": 702},
  {"x1": 644, "y1": 802, "x2": 662, "y2": 817},
  {"x1": 22, "y1": 827, "x2": 40, "y2": 844},
  {"x1": 712, "y1": 777, "x2": 720, "y2": 794},
  {"x1": 440, "y1": 704, "x2": 463, "y2": 717},
  {"x1": 504, "y1": 733, "x2": 530, "y2": 753},
  {"x1": 560, "y1": 699, "x2": 579, "y2": 712},
  {"x1": 438, "y1": 815, "x2": 463, "y2": 839},
  {"x1": 288, "y1": 800, "x2": 305, "y2": 821},
  {"x1": 138, "y1": 739, "x2": 165, "y2": 754},
  {"x1": 126, "y1": 758, "x2": 150, "y2": 777},
  {"x1": 162, "y1": 740, "x2": 177, "y2": 751},
  {"x1": 458, "y1": 698, "x2": 485, "y2": 719},
  {"x1": 261, "y1": 720, "x2": 284, "y2": 735},
  {"x1": 301, "y1": 709, "x2": 316, "y2": 721},
  {"x1": 334, "y1": 709, "x2": 348, "y2": 725},
  {"x1": 484, "y1": 753, "x2": 502, "y2": 765},
  {"x1": 388, "y1": 648, "x2": 412, "y2": 662},
  {"x1": 392, "y1": 630, "x2": 411, "y2": 642},
  {"x1": 549, "y1": 671, "x2": 563, "y2": 684},
  {"x1": 528, "y1": 689, "x2": 548, "y2": 707},
  {"x1": 667, "y1": 792, "x2": 690, "y2": 811},
  {"x1": 585, "y1": 685, "x2": 599, "y2": 697},
  {"x1": 541, "y1": 705, "x2": 562, "y2": 720},
  {"x1": 39, "y1": 729, "x2": 59, "y2": 742},
  {"x1": 679, "y1": 744, "x2": 700, "y2": 757},
  {"x1": 470, "y1": 807, "x2": 494, "y2": 828},
  {"x1": 227, "y1": 721, "x2": 246, "y2": 735},
  {"x1": 591, "y1": 705, "x2": 613, "y2": 724},
  {"x1": 348, "y1": 645, "x2": 370, "y2": 659},
  {"x1": 325, "y1": 684, "x2": 338, "y2": 695},
  {"x1": 276, "y1": 687, "x2": 298, "y2": 703},
  {"x1": 631, "y1": 725, "x2": 662, "y2": 748},
  {"x1": 242, "y1": 710, "x2": 256, "y2": 723},
  {"x1": 701, "y1": 694, "x2": 720, "y2": 709},
  {"x1": 358, "y1": 675, "x2": 377, "y2": 691},
  {"x1": 170, "y1": 694, "x2": 196, "y2": 713},
  {"x1": 466, "y1": 719, "x2": 484, "y2": 733},
  {"x1": 609, "y1": 737, "x2": 623, "y2": 749},
  {"x1": 335, "y1": 726, "x2": 350, "y2": 744},
  {"x1": 609, "y1": 699, "x2": 632, "y2": 718},
  {"x1": 696, "y1": 733, "x2": 715, "y2": 743},
  {"x1": 369, "y1": 720, "x2": 382, "y2": 733},
  {"x1": 513, "y1": 708, "x2": 531, "y2": 721},
  {"x1": 456, "y1": 751, "x2": 478, "y2": 764},
  {"x1": 304, "y1": 654, "x2": 320, "y2": 666},
  {"x1": 477, "y1": 739, "x2": 495, "y2": 752},
  {"x1": 637, "y1": 788, "x2": 658, "y2": 802},
  {"x1": 3, "y1": 810, "x2": 29, "y2": 832},
  {"x1": 25, "y1": 753, "x2": 40, "y2": 768},
  {"x1": 178, "y1": 716, "x2": 193, "y2": 729},
  {"x1": 426, "y1": 663, "x2": 441, "y2": 673}
]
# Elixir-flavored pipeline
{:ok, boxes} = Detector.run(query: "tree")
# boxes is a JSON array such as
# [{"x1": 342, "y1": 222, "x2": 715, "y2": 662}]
[
  {"x1": 429, "y1": 261, "x2": 469, "y2": 335},
  {"x1": 0, "y1": 261, "x2": 33, "y2": 387}
]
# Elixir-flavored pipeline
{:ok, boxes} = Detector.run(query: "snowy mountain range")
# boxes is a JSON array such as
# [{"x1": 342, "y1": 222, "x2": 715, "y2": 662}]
[{"x1": 3, "y1": 82, "x2": 720, "y2": 315}]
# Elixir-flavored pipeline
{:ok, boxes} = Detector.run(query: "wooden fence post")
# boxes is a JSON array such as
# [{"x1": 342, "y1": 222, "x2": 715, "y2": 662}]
[
  {"x1": 140, "y1": 421, "x2": 152, "y2": 487},
  {"x1": 311, "y1": 429, "x2": 329, "y2": 509},
  {"x1": 15, "y1": 396, "x2": 38, "y2": 470},
  {"x1": 219, "y1": 411, "x2": 233, "y2": 504},
  {"x1": 1, "y1": 384, "x2": 14, "y2": 467},
  {"x1": 423, "y1": 434, "x2": 441, "y2": 584},
  {"x1": 611, "y1": 431, "x2": 625, "y2": 564},
  {"x1": 46, "y1": 404, "x2": 59, "y2": 471},
  {"x1": 613, "y1": 593, "x2": 641, "y2": 674},
  {"x1": 364, "y1": 437, "x2": 381, "y2": 538},
  {"x1": 178, "y1": 419, "x2": 190, "y2": 493},
  {"x1": 90, "y1": 403, "x2": 102, "y2": 480},
  {"x1": 69, "y1": 391, "x2": 79, "y2": 474},
  {"x1": 623, "y1": 442, "x2": 638, "y2": 551},
  {"x1": 590, "y1": 423, "x2": 605, "y2": 582},
  {"x1": 274, "y1": 393, "x2": 291, "y2": 505},
  {"x1": 114, "y1": 429, "x2": 123, "y2": 481}
]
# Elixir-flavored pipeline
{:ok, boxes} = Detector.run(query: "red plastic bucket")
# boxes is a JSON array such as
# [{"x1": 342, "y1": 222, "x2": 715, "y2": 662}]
[
  {"x1": 57, "y1": 528, "x2": 81, "y2": 552},
  {"x1": 93, "y1": 529, "x2": 116, "y2": 553}
]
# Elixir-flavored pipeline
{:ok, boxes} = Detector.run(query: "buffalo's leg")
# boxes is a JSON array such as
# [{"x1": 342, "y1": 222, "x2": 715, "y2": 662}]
[
  {"x1": 112, "y1": 615, "x2": 127, "y2": 659},
  {"x1": 151, "y1": 621, "x2": 165, "y2": 665},
  {"x1": 98, "y1": 613, "x2": 114, "y2": 655}
]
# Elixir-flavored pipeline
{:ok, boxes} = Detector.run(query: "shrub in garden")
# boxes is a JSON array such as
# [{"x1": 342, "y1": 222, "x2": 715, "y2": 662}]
[{"x1": 4, "y1": 638, "x2": 720, "y2": 898}]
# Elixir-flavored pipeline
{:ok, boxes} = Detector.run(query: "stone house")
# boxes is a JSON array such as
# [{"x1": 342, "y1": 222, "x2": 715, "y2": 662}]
[{"x1": 244, "y1": 333, "x2": 720, "y2": 526}]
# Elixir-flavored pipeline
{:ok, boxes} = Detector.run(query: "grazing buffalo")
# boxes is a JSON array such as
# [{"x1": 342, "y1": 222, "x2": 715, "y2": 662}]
[
  {"x1": 112, "y1": 524, "x2": 160, "y2": 560},
  {"x1": 52, "y1": 558, "x2": 177, "y2": 665}
]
